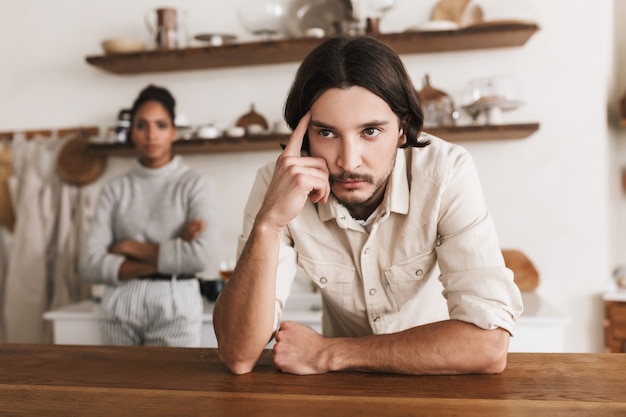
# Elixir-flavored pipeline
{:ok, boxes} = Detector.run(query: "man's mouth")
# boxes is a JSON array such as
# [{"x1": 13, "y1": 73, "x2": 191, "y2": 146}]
[{"x1": 331, "y1": 174, "x2": 371, "y2": 189}]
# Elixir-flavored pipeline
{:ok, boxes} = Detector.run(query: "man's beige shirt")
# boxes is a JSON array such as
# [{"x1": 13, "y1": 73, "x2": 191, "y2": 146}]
[{"x1": 238, "y1": 135, "x2": 523, "y2": 337}]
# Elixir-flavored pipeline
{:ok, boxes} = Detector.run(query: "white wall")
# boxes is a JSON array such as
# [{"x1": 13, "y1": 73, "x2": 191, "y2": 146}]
[{"x1": 1, "y1": 0, "x2": 618, "y2": 352}]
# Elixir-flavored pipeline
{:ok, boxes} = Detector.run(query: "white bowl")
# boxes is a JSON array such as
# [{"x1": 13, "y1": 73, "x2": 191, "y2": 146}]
[
  {"x1": 196, "y1": 125, "x2": 220, "y2": 139},
  {"x1": 226, "y1": 126, "x2": 245, "y2": 138},
  {"x1": 238, "y1": 1, "x2": 288, "y2": 39},
  {"x1": 101, "y1": 38, "x2": 146, "y2": 55},
  {"x1": 246, "y1": 124, "x2": 267, "y2": 135}
]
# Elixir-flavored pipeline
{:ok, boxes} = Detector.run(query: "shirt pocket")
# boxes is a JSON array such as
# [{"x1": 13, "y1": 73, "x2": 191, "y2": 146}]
[
  {"x1": 297, "y1": 254, "x2": 355, "y2": 310},
  {"x1": 384, "y1": 251, "x2": 437, "y2": 309}
]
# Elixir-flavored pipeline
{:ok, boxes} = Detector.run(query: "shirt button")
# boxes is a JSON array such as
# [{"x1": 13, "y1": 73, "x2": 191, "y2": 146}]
[
  {"x1": 415, "y1": 269, "x2": 423, "y2": 276},
  {"x1": 320, "y1": 277, "x2": 328, "y2": 284},
  {"x1": 339, "y1": 215, "x2": 346, "y2": 221},
  {"x1": 364, "y1": 247, "x2": 370, "y2": 255},
  {"x1": 369, "y1": 288, "x2": 376, "y2": 296}
]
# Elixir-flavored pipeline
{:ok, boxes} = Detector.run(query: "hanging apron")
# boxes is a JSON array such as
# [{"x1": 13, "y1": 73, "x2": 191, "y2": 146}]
[{"x1": 3, "y1": 135, "x2": 59, "y2": 343}]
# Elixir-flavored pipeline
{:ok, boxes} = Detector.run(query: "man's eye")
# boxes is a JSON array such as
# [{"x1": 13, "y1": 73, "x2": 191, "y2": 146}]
[
  {"x1": 158, "y1": 122, "x2": 169, "y2": 129},
  {"x1": 363, "y1": 127, "x2": 381, "y2": 137},
  {"x1": 319, "y1": 129, "x2": 335, "y2": 138}
]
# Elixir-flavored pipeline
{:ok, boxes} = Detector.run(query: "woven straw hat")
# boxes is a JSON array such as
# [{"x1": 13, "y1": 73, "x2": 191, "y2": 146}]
[{"x1": 56, "y1": 136, "x2": 107, "y2": 186}]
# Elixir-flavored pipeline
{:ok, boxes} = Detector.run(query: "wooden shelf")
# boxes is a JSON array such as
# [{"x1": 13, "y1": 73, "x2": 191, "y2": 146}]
[
  {"x1": 0, "y1": 126, "x2": 99, "y2": 141},
  {"x1": 85, "y1": 22, "x2": 539, "y2": 75},
  {"x1": 426, "y1": 123, "x2": 539, "y2": 142},
  {"x1": 87, "y1": 135, "x2": 286, "y2": 157},
  {"x1": 87, "y1": 123, "x2": 539, "y2": 156},
  {"x1": 84, "y1": 21, "x2": 540, "y2": 155}
]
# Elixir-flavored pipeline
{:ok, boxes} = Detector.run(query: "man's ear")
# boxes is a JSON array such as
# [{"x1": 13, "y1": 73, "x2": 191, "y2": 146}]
[{"x1": 398, "y1": 117, "x2": 408, "y2": 147}]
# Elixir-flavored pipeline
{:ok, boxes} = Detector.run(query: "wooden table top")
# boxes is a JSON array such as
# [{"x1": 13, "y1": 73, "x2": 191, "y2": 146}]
[{"x1": 1, "y1": 343, "x2": 625, "y2": 417}]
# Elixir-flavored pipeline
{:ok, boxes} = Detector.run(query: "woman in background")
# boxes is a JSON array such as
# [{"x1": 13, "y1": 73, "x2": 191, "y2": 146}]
[{"x1": 80, "y1": 85, "x2": 218, "y2": 346}]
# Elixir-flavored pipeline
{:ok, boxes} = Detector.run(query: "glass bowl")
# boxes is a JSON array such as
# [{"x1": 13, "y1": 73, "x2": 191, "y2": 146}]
[{"x1": 238, "y1": 1, "x2": 289, "y2": 40}]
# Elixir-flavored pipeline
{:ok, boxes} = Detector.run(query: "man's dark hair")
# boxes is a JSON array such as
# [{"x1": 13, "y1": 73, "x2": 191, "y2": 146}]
[{"x1": 284, "y1": 36, "x2": 427, "y2": 154}]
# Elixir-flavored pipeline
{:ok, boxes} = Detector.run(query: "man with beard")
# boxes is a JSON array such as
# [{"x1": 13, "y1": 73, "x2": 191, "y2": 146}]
[{"x1": 213, "y1": 36, "x2": 523, "y2": 376}]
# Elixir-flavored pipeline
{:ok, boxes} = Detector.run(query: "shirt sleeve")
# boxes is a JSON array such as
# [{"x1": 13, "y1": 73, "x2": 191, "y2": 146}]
[
  {"x1": 78, "y1": 183, "x2": 125, "y2": 286},
  {"x1": 435, "y1": 148, "x2": 523, "y2": 335},
  {"x1": 157, "y1": 174, "x2": 219, "y2": 275}
]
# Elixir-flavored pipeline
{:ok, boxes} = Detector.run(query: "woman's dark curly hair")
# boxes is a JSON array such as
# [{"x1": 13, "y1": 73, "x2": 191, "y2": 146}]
[
  {"x1": 130, "y1": 84, "x2": 176, "y2": 127},
  {"x1": 284, "y1": 36, "x2": 427, "y2": 154}
]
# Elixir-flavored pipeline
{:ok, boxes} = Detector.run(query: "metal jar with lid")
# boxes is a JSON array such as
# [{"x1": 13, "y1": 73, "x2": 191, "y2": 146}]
[{"x1": 418, "y1": 74, "x2": 458, "y2": 129}]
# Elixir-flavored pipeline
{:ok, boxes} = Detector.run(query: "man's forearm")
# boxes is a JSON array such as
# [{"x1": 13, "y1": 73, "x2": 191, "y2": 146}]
[
  {"x1": 213, "y1": 221, "x2": 283, "y2": 374},
  {"x1": 325, "y1": 320, "x2": 510, "y2": 375}
]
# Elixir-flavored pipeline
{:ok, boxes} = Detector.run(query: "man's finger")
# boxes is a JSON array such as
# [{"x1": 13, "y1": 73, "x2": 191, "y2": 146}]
[{"x1": 282, "y1": 112, "x2": 311, "y2": 157}]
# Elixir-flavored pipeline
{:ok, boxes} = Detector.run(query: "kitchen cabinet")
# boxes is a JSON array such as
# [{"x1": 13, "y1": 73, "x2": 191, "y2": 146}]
[
  {"x1": 603, "y1": 291, "x2": 626, "y2": 352},
  {"x1": 85, "y1": 21, "x2": 540, "y2": 155}
]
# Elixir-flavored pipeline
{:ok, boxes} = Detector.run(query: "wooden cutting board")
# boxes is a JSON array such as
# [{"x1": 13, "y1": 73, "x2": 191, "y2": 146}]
[
  {"x1": 502, "y1": 249, "x2": 539, "y2": 291},
  {"x1": 0, "y1": 145, "x2": 14, "y2": 232},
  {"x1": 431, "y1": 0, "x2": 484, "y2": 27}
]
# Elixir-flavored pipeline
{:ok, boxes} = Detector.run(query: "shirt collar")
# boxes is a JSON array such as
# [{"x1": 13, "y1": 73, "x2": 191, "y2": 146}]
[{"x1": 318, "y1": 149, "x2": 410, "y2": 224}]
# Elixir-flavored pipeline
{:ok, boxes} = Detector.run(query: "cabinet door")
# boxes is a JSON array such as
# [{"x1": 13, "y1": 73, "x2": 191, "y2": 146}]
[{"x1": 604, "y1": 301, "x2": 626, "y2": 352}]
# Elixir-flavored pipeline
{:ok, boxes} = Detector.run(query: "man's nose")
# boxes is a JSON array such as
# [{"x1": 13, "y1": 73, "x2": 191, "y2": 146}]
[{"x1": 337, "y1": 138, "x2": 361, "y2": 172}]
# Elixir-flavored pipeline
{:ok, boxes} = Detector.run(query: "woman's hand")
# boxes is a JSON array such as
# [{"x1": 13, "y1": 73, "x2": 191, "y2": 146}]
[
  {"x1": 181, "y1": 219, "x2": 206, "y2": 241},
  {"x1": 109, "y1": 240, "x2": 132, "y2": 256}
]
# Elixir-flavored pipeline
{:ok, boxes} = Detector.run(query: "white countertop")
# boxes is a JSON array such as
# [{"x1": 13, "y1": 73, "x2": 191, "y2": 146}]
[
  {"x1": 44, "y1": 291, "x2": 566, "y2": 325},
  {"x1": 516, "y1": 292, "x2": 570, "y2": 325},
  {"x1": 603, "y1": 289, "x2": 626, "y2": 302},
  {"x1": 43, "y1": 291, "x2": 323, "y2": 324}
]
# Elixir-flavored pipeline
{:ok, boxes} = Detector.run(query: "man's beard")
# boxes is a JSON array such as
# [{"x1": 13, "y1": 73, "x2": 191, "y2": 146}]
[{"x1": 329, "y1": 167, "x2": 393, "y2": 213}]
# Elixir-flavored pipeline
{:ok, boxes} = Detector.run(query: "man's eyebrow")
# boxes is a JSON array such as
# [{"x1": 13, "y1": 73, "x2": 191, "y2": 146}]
[
  {"x1": 310, "y1": 119, "x2": 334, "y2": 129},
  {"x1": 310, "y1": 119, "x2": 390, "y2": 129}
]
